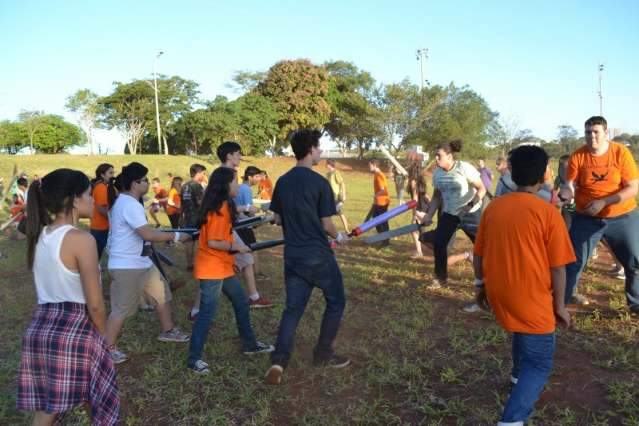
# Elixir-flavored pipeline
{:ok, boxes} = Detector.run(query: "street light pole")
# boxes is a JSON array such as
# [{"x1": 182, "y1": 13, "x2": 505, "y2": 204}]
[
  {"x1": 416, "y1": 48, "x2": 428, "y2": 91},
  {"x1": 153, "y1": 51, "x2": 164, "y2": 154},
  {"x1": 598, "y1": 63, "x2": 604, "y2": 116}
]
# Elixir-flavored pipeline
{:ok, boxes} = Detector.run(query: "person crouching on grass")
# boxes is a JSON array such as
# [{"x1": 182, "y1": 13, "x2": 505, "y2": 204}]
[
  {"x1": 17, "y1": 169, "x2": 119, "y2": 425},
  {"x1": 187, "y1": 167, "x2": 274, "y2": 375},
  {"x1": 473, "y1": 145, "x2": 574, "y2": 426}
]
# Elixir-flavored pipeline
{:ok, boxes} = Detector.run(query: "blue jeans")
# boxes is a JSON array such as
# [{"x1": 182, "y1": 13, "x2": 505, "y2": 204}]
[
  {"x1": 271, "y1": 256, "x2": 346, "y2": 368},
  {"x1": 565, "y1": 211, "x2": 639, "y2": 309},
  {"x1": 187, "y1": 276, "x2": 257, "y2": 366},
  {"x1": 90, "y1": 229, "x2": 109, "y2": 260},
  {"x1": 502, "y1": 332, "x2": 555, "y2": 423}
]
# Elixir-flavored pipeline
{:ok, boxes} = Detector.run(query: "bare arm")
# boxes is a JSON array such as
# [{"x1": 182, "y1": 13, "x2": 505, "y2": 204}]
[
  {"x1": 469, "y1": 177, "x2": 487, "y2": 202},
  {"x1": 73, "y1": 233, "x2": 107, "y2": 334},
  {"x1": 136, "y1": 225, "x2": 189, "y2": 242},
  {"x1": 97, "y1": 205, "x2": 109, "y2": 217},
  {"x1": 602, "y1": 179, "x2": 638, "y2": 205},
  {"x1": 551, "y1": 266, "x2": 570, "y2": 327},
  {"x1": 321, "y1": 216, "x2": 339, "y2": 239},
  {"x1": 207, "y1": 238, "x2": 250, "y2": 253}
]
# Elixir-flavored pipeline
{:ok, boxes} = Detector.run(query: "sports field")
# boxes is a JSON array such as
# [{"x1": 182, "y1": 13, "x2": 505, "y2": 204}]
[{"x1": 0, "y1": 155, "x2": 637, "y2": 425}]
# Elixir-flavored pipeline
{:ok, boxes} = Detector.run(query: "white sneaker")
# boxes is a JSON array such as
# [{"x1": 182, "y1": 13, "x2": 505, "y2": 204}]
[
  {"x1": 189, "y1": 359, "x2": 210, "y2": 375},
  {"x1": 463, "y1": 303, "x2": 481, "y2": 313},
  {"x1": 110, "y1": 349, "x2": 129, "y2": 364},
  {"x1": 157, "y1": 327, "x2": 190, "y2": 343}
]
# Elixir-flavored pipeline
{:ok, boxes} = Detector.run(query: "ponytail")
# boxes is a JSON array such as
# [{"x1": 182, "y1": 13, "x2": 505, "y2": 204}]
[
  {"x1": 25, "y1": 169, "x2": 90, "y2": 270},
  {"x1": 26, "y1": 181, "x2": 50, "y2": 269},
  {"x1": 107, "y1": 177, "x2": 118, "y2": 208}
]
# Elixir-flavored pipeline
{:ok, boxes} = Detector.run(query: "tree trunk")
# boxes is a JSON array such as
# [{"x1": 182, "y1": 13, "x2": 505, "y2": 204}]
[{"x1": 163, "y1": 135, "x2": 169, "y2": 155}]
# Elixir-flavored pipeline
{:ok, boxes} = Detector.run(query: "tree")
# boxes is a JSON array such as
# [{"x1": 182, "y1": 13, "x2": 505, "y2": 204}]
[
  {"x1": 18, "y1": 110, "x2": 44, "y2": 153},
  {"x1": 324, "y1": 61, "x2": 382, "y2": 158},
  {"x1": 31, "y1": 115, "x2": 84, "y2": 153},
  {"x1": 97, "y1": 76, "x2": 199, "y2": 154},
  {"x1": 228, "y1": 70, "x2": 266, "y2": 93},
  {"x1": 233, "y1": 93, "x2": 279, "y2": 156},
  {"x1": 65, "y1": 89, "x2": 99, "y2": 154},
  {"x1": 0, "y1": 120, "x2": 27, "y2": 153},
  {"x1": 488, "y1": 114, "x2": 521, "y2": 155},
  {"x1": 556, "y1": 125, "x2": 579, "y2": 154},
  {"x1": 399, "y1": 83, "x2": 495, "y2": 158},
  {"x1": 258, "y1": 59, "x2": 331, "y2": 147}
]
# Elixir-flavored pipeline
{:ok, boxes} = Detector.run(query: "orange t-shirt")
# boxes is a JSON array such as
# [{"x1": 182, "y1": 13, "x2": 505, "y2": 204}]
[
  {"x1": 474, "y1": 193, "x2": 576, "y2": 334},
  {"x1": 567, "y1": 142, "x2": 639, "y2": 218},
  {"x1": 165, "y1": 188, "x2": 181, "y2": 216},
  {"x1": 90, "y1": 182, "x2": 109, "y2": 230},
  {"x1": 258, "y1": 178, "x2": 273, "y2": 200},
  {"x1": 373, "y1": 171, "x2": 389, "y2": 206},
  {"x1": 193, "y1": 202, "x2": 234, "y2": 280},
  {"x1": 153, "y1": 186, "x2": 169, "y2": 208}
]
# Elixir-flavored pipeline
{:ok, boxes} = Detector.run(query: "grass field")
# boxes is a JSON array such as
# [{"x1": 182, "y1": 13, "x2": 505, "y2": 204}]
[{"x1": 0, "y1": 155, "x2": 638, "y2": 425}]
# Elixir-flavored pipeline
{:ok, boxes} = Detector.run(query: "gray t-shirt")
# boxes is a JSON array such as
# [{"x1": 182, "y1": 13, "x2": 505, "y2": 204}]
[{"x1": 432, "y1": 160, "x2": 481, "y2": 216}]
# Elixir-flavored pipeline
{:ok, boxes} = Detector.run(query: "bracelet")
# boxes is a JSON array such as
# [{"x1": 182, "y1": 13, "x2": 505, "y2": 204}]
[{"x1": 474, "y1": 278, "x2": 484, "y2": 288}]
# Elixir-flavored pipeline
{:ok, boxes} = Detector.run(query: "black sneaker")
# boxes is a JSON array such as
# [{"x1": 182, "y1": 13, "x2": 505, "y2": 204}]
[
  {"x1": 314, "y1": 353, "x2": 350, "y2": 369},
  {"x1": 243, "y1": 341, "x2": 275, "y2": 355}
]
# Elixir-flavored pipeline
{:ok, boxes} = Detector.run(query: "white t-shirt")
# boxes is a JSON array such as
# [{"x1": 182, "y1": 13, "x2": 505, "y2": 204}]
[
  {"x1": 432, "y1": 160, "x2": 481, "y2": 216},
  {"x1": 108, "y1": 193, "x2": 153, "y2": 269}
]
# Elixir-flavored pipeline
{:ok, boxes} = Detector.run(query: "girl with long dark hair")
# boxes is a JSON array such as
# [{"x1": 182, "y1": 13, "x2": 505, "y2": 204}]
[
  {"x1": 187, "y1": 167, "x2": 273, "y2": 374},
  {"x1": 17, "y1": 169, "x2": 119, "y2": 425}
]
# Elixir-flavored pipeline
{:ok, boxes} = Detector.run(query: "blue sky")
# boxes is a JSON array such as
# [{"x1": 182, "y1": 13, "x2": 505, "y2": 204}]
[{"x1": 1, "y1": 0, "x2": 637, "y2": 152}]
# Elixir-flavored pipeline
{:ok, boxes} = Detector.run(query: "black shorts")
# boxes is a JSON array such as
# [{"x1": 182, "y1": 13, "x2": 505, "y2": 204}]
[{"x1": 235, "y1": 228, "x2": 257, "y2": 245}]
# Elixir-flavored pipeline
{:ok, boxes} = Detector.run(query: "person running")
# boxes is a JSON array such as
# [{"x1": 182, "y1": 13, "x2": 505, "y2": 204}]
[
  {"x1": 264, "y1": 129, "x2": 350, "y2": 385},
  {"x1": 148, "y1": 177, "x2": 169, "y2": 227},
  {"x1": 6, "y1": 177, "x2": 29, "y2": 240},
  {"x1": 165, "y1": 176, "x2": 183, "y2": 229},
  {"x1": 105, "y1": 162, "x2": 191, "y2": 364},
  {"x1": 326, "y1": 159, "x2": 349, "y2": 232},
  {"x1": 368, "y1": 159, "x2": 391, "y2": 247},
  {"x1": 187, "y1": 166, "x2": 274, "y2": 374},
  {"x1": 560, "y1": 116, "x2": 639, "y2": 313},
  {"x1": 474, "y1": 145, "x2": 574, "y2": 426},
  {"x1": 90, "y1": 163, "x2": 115, "y2": 260},
  {"x1": 17, "y1": 169, "x2": 119, "y2": 425},
  {"x1": 181, "y1": 164, "x2": 207, "y2": 270},
  {"x1": 421, "y1": 140, "x2": 486, "y2": 302}
]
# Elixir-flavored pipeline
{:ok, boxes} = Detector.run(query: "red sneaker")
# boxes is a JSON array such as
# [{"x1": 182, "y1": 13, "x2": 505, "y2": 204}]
[{"x1": 249, "y1": 296, "x2": 274, "y2": 309}]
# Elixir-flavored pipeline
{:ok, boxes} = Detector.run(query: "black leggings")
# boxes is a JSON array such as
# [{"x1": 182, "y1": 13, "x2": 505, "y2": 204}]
[
  {"x1": 168, "y1": 214, "x2": 180, "y2": 229},
  {"x1": 434, "y1": 210, "x2": 481, "y2": 281}
]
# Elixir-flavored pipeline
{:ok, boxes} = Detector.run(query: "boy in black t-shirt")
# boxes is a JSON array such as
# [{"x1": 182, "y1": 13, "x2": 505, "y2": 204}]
[
  {"x1": 264, "y1": 129, "x2": 350, "y2": 385},
  {"x1": 180, "y1": 163, "x2": 206, "y2": 270}
]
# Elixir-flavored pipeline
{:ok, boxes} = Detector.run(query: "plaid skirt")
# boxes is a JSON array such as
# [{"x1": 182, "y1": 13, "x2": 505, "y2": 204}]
[{"x1": 17, "y1": 302, "x2": 119, "y2": 425}]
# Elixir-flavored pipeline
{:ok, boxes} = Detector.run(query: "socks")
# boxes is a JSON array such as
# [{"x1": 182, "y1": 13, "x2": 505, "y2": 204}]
[
  {"x1": 191, "y1": 307, "x2": 200, "y2": 316},
  {"x1": 249, "y1": 292, "x2": 260, "y2": 301}
]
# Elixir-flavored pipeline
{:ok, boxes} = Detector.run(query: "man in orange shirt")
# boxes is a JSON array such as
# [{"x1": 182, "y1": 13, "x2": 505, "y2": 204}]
[
  {"x1": 368, "y1": 160, "x2": 390, "y2": 246},
  {"x1": 474, "y1": 145, "x2": 574, "y2": 425},
  {"x1": 560, "y1": 116, "x2": 639, "y2": 313}
]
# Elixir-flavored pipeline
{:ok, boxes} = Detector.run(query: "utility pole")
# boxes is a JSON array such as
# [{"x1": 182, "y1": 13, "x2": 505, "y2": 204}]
[
  {"x1": 153, "y1": 51, "x2": 164, "y2": 155},
  {"x1": 598, "y1": 63, "x2": 604, "y2": 116},
  {"x1": 416, "y1": 48, "x2": 429, "y2": 90}
]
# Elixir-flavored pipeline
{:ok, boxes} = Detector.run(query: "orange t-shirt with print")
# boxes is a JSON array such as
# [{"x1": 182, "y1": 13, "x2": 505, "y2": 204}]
[
  {"x1": 193, "y1": 202, "x2": 234, "y2": 280},
  {"x1": 373, "y1": 171, "x2": 389, "y2": 206},
  {"x1": 258, "y1": 178, "x2": 273, "y2": 200},
  {"x1": 165, "y1": 188, "x2": 181, "y2": 216},
  {"x1": 567, "y1": 142, "x2": 639, "y2": 218},
  {"x1": 90, "y1": 182, "x2": 109, "y2": 230},
  {"x1": 474, "y1": 193, "x2": 576, "y2": 334}
]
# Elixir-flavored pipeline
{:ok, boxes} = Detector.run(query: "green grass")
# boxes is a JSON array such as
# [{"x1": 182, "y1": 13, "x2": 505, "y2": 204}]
[{"x1": 1, "y1": 154, "x2": 637, "y2": 424}]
